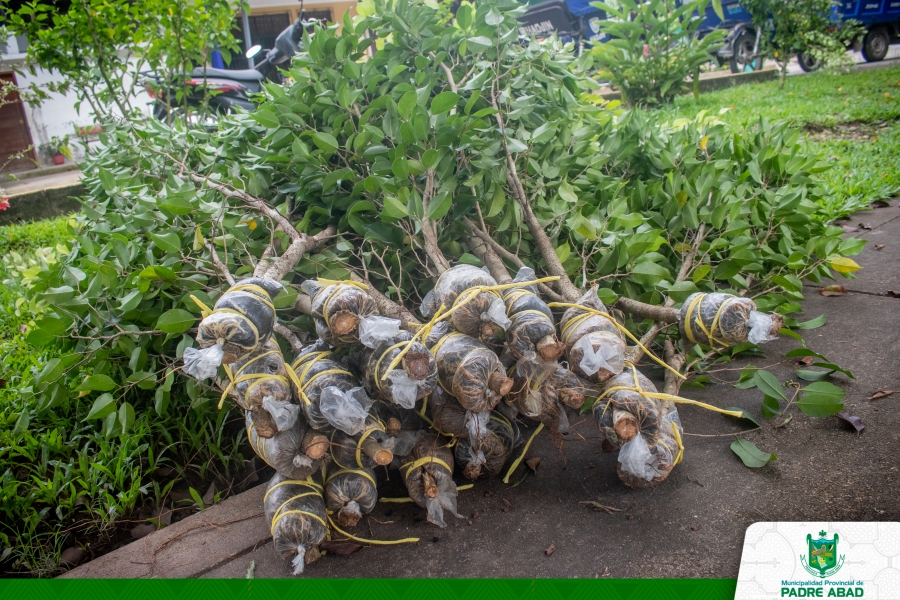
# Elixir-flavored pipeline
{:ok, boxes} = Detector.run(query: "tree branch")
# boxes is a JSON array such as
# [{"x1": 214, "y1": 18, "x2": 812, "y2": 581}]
[
  {"x1": 349, "y1": 272, "x2": 422, "y2": 329},
  {"x1": 466, "y1": 231, "x2": 511, "y2": 284},
  {"x1": 263, "y1": 224, "x2": 337, "y2": 282},
  {"x1": 274, "y1": 323, "x2": 304, "y2": 353}
]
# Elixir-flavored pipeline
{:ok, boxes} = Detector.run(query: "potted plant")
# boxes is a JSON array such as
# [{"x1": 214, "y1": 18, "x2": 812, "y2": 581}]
[{"x1": 40, "y1": 135, "x2": 73, "y2": 165}]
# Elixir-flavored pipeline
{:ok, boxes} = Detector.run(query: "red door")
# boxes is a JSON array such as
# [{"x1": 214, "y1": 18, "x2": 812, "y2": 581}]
[{"x1": 0, "y1": 72, "x2": 38, "y2": 174}]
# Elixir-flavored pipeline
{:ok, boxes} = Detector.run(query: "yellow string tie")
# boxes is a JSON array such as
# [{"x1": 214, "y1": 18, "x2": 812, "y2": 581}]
[
  {"x1": 264, "y1": 478, "x2": 322, "y2": 503},
  {"x1": 671, "y1": 421, "x2": 684, "y2": 465},
  {"x1": 316, "y1": 278, "x2": 368, "y2": 290},
  {"x1": 355, "y1": 421, "x2": 386, "y2": 468},
  {"x1": 683, "y1": 293, "x2": 735, "y2": 348},
  {"x1": 548, "y1": 302, "x2": 686, "y2": 381},
  {"x1": 327, "y1": 515, "x2": 419, "y2": 545},
  {"x1": 189, "y1": 295, "x2": 212, "y2": 318},
  {"x1": 503, "y1": 422, "x2": 544, "y2": 484}
]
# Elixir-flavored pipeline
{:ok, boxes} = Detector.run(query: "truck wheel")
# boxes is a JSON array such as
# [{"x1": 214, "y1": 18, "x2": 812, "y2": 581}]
[
  {"x1": 730, "y1": 30, "x2": 764, "y2": 74},
  {"x1": 862, "y1": 27, "x2": 890, "y2": 62},
  {"x1": 797, "y1": 52, "x2": 822, "y2": 72}
]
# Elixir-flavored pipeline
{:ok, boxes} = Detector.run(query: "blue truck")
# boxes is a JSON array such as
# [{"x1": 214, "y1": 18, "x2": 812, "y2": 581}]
[{"x1": 518, "y1": 0, "x2": 899, "y2": 72}]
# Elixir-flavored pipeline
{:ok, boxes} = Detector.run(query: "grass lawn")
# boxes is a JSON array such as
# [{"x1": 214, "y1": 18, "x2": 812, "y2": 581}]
[{"x1": 658, "y1": 66, "x2": 900, "y2": 221}]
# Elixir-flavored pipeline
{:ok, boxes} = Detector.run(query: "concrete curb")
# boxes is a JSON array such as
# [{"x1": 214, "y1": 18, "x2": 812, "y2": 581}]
[
  {"x1": 2, "y1": 184, "x2": 84, "y2": 225},
  {"x1": 598, "y1": 68, "x2": 778, "y2": 101}
]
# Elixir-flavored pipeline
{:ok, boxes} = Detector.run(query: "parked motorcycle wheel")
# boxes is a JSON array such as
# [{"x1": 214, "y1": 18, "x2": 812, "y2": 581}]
[
  {"x1": 862, "y1": 27, "x2": 890, "y2": 63},
  {"x1": 729, "y1": 30, "x2": 765, "y2": 74},
  {"x1": 797, "y1": 52, "x2": 822, "y2": 73}
]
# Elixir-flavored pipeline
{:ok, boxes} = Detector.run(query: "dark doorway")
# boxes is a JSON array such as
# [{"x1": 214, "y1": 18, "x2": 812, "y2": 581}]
[
  {"x1": 0, "y1": 72, "x2": 38, "y2": 174},
  {"x1": 229, "y1": 12, "x2": 292, "y2": 70}
]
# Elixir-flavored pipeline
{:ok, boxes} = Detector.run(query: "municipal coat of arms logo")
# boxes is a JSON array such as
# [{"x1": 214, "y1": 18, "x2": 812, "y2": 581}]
[{"x1": 801, "y1": 530, "x2": 845, "y2": 578}]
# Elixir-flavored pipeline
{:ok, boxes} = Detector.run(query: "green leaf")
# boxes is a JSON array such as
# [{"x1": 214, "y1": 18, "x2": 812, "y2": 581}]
[
  {"x1": 427, "y1": 192, "x2": 452, "y2": 220},
  {"x1": 466, "y1": 36, "x2": 493, "y2": 52},
  {"x1": 398, "y1": 91, "x2": 417, "y2": 118},
  {"x1": 724, "y1": 408, "x2": 760, "y2": 427},
  {"x1": 158, "y1": 193, "x2": 194, "y2": 215},
  {"x1": 76, "y1": 375, "x2": 116, "y2": 392},
  {"x1": 118, "y1": 401, "x2": 135, "y2": 433},
  {"x1": 312, "y1": 132, "x2": 339, "y2": 153},
  {"x1": 252, "y1": 110, "x2": 280, "y2": 129},
  {"x1": 119, "y1": 289, "x2": 143, "y2": 312},
  {"x1": 150, "y1": 232, "x2": 181, "y2": 253},
  {"x1": 558, "y1": 180, "x2": 578, "y2": 203},
  {"x1": 797, "y1": 382, "x2": 845, "y2": 417},
  {"x1": 86, "y1": 393, "x2": 116, "y2": 420},
  {"x1": 456, "y1": 3, "x2": 473, "y2": 29},
  {"x1": 795, "y1": 315, "x2": 826, "y2": 330},
  {"x1": 430, "y1": 91, "x2": 460, "y2": 114},
  {"x1": 555, "y1": 242, "x2": 571, "y2": 263},
  {"x1": 731, "y1": 438, "x2": 776, "y2": 468},
  {"x1": 712, "y1": 0, "x2": 724, "y2": 20},
  {"x1": 761, "y1": 395, "x2": 780, "y2": 419},
  {"x1": 796, "y1": 369, "x2": 831, "y2": 382},
  {"x1": 189, "y1": 487, "x2": 206, "y2": 510},
  {"x1": 785, "y1": 348, "x2": 826, "y2": 360},
  {"x1": 753, "y1": 370, "x2": 786, "y2": 401},
  {"x1": 156, "y1": 309, "x2": 197, "y2": 334},
  {"x1": 631, "y1": 261, "x2": 671, "y2": 287},
  {"x1": 422, "y1": 149, "x2": 439, "y2": 169},
  {"x1": 382, "y1": 196, "x2": 409, "y2": 219}
]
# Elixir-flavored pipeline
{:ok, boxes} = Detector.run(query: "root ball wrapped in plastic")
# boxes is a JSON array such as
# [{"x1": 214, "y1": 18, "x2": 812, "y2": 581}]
[
  {"x1": 371, "y1": 400, "x2": 426, "y2": 439},
  {"x1": 349, "y1": 331, "x2": 438, "y2": 409},
  {"x1": 329, "y1": 418, "x2": 395, "y2": 470},
  {"x1": 502, "y1": 267, "x2": 564, "y2": 364},
  {"x1": 679, "y1": 292, "x2": 782, "y2": 348},
  {"x1": 402, "y1": 433, "x2": 462, "y2": 528},
  {"x1": 507, "y1": 363, "x2": 599, "y2": 435},
  {"x1": 424, "y1": 386, "x2": 469, "y2": 439},
  {"x1": 455, "y1": 411, "x2": 520, "y2": 480},
  {"x1": 245, "y1": 410, "x2": 326, "y2": 479},
  {"x1": 422, "y1": 265, "x2": 509, "y2": 345},
  {"x1": 301, "y1": 279, "x2": 378, "y2": 347},
  {"x1": 559, "y1": 289, "x2": 626, "y2": 383},
  {"x1": 223, "y1": 339, "x2": 299, "y2": 439},
  {"x1": 426, "y1": 325, "x2": 513, "y2": 413},
  {"x1": 324, "y1": 464, "x2": 378, "y2": 528},
  {"x1": 594, "y1": 369, "x2": 683, "y2": 488},
  {"x1": 291, "y1": 350, "x2": 368, "y2": 434},
  {"x1": 185, "y1": 278, "x2": 284, "y2": 377},
  {"x1": 264, "y1": 474, "x2": 328, "y2": 575}
]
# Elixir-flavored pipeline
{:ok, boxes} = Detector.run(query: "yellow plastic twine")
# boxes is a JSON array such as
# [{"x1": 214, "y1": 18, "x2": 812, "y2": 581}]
[
  {"x1": 682, "y1": 293, "x2": 738, "y2": 348},
  {"x1": 503, "y1": 422, "x2": 544, "y2": 484},
  {"x1": 327, "y1": 514, "x2": 420, "y2": 545},
  {"x1": 219, "y1": 349, "x2": 282, "y2": 409},
  {"x1": 265, "y1": 478, "x2": 328, "y2": 535},
  {"x1": 291, "y1": 351, "x2": 349, "y2": 406},
  {"x1": 598, "y1": 362, "x2": 742, "y2": 419},
  {"x1": 548, "y1": 302, "x2": 686, "y2": 381},
  {"x1": 310, "y1": 279, "x2": 369, "y2": 332},
  {"x1": 381, "y1": 276, "x2": 561, "y2": 382}
]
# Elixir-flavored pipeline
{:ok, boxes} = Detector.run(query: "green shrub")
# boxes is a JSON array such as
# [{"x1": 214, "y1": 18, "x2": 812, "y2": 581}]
[{"x1": 589, "y1": 0, "x2": 724, "y2": 106}]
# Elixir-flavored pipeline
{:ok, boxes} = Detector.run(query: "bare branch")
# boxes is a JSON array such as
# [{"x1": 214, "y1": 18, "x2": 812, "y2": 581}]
[
  {"x1": 274, "y1": 323, "x2": 304, "y2": 353},
  {"x1": 263, "y1": 224, "x2": 337, "y2": 282}
]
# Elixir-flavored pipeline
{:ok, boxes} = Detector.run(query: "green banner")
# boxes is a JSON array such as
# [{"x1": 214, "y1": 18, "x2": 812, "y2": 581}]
[{"x1": 0, "y1": 579, "x2": 736, "y2": 600}]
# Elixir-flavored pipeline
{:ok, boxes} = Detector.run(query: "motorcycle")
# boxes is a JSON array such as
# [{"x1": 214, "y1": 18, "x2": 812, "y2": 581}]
[{"x1": 142, "y1": 13, "x2": 311, "y2": 123}]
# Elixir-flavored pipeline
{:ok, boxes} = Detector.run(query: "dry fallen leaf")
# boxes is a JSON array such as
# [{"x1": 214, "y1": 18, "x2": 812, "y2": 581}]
[
  {"x1": 545, "y1": 543, "x2": 556, "y2": 556},
  {"x1": 837, "y1": 411, "x2": 864, "y2": 433},
  {"x1": 525, "y1": 457, "x2": 541, "y2": 472},
  {"x1": 320, "y1": 540, "x2": 363, "y2": 555},
  {"x1": 887, "y1": 291, "x2": 900, "y2": 298},
  {"x1": 840, "y1": 224, "x2": 858, "y2": 233},
  {"x1": 818, "y1": 285, "x2": 846, "y2": 297},
  {"x1": 875, "y1": 244, "x2": 885, "y2": 250},
  {"x1": 796, "y1": 356, "x2": 815, "y2": 366},
  {"x1": 691, "y1": 525, "x2": 701, "y2": 531},
  {"x1": 871, "y1": 200, "x2": 891, "y2": 208},
  {"x1": 868, "y1": 390, "x2": 894, "y2": 401}
]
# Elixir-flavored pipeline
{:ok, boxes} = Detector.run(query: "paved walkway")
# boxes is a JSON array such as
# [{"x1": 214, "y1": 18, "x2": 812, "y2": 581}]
[
  {"x1": 62, "y1": 199, "x2": 900, "y2": 579},
  {"x1": 4, "y1": 168, "x2": 82, "y2": 197}
]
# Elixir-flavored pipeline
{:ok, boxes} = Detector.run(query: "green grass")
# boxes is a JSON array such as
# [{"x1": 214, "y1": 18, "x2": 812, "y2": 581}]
[
  {"x1": 0, "y1": 218, "x2": 247, "y2": 576},
  {"x1": 657, "y1": 66, "x2": 900, "y2": 220}
]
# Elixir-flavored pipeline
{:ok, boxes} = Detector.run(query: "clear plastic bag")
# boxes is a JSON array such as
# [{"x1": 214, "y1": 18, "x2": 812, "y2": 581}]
[
  {"x1": 263, "y1": 395, "x2": 301, "y2": 433},
  {"x1": 320, "y1": 386, "x2": 373, "y2": 436},
  {"x1": 465, "y1": 410, "x2": 490, "y2": 442},
  {"x1": 575, "y1": 335, "x2": 625, "y2": 377},
  {"x1": 485, "y1": 297, "x2": 511, "y2": 330},
  {"x1": 386, "y1": 369, "x2": 420, "y2": 409},
  {"x1": 425, "y1": 476, "x2": 462, "y2": 528},
  {"x1": 748, "y1": 311, "x2": 778, "y2": 345},
  {"x1": 358, "y1": 316, "x2": 402, "y2": 349},
  {"x1": 420, "y1": 289, "x2": 436, "y2": 319},
  {"x1": 182, "y1": 343, "x2": 224, "y2": 380},
  {"x1": 617, "y1": 434, "x2": 660, "y2": 482}
]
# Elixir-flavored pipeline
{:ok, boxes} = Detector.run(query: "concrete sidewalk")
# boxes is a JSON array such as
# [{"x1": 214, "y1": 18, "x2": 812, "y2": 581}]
[
  {"x1": 1, "y1": 168, "x2": 83, "y2": 225},
  {"x1": 63, "y1": 200, "x2": 900, "y2": 580}
]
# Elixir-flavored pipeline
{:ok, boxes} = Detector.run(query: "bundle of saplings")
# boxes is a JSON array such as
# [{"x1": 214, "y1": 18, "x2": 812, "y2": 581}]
[
  {"x1": 401, "y1": 433, "x2": 462, "y2": 528},
  {"x1": 264, "y1": 474, "x2": 329, "y2": 575},
  {"x1": 301, "y1": 279, "x2": 379, "y2": 346},
  {"x1": 422, "y1": 264, "x2": 509, "y2": 346},
  {"x1": 502, "y1": 267, "x2": 564, "y2": 364},
  {"x1": 679, "y1": 292, "x2": 783, "y2": 348},
  {"x1": 593, "y1": 369, "x2": 682, "y2": 487},
  {"x1": 245, "y1": 410, "x2": 328, "y2": 479},
  {"x1": 32, "y1": 0, "x2": 863, "y2": 576},
  {"x1": 347, "y1": 330, "x2": 438, "y2": 409},
  {"x1": 183, "y1": 278, "x2": 284, "y2": 378},
  {"x1": 558, "y1": 290, "x2": 627, "y2": 384},
  {"x1": 222, "y1": 339, "x2": 299, "y2": 439},
  {"x1": 425, "y1": 324, "x2": 514, "y2": 413},
  {"x1": 454, "y1": 411, "x2": 520, "y2": 480}
]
